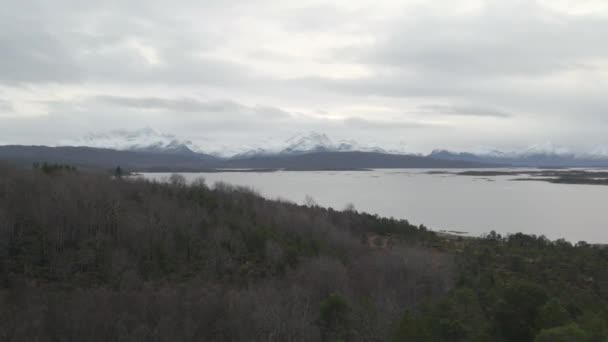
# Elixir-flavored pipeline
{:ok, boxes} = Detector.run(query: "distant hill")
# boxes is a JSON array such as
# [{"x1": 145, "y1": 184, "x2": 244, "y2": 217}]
[
  {"x1": 224, "y1": 151, "x2": 491, "y2": 170},
  {"x1": 17, "y1": 143, "x2": 608, "y2": 171},
  {"x1": 429, "y1": 149, "x2": 608, "y2": 168},
  {"x1": 0, "y1": 146, "x2": 491, "y2": 171},
  {"x1": 65, "y1": 127, "x2": 201, "y2": 156},
  {"x1": 0, "y1": 145, "x2": 221, "y2": 171}
]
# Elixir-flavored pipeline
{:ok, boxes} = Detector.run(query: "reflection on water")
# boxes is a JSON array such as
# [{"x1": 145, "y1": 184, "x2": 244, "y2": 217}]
[{"x1": 141, "y1": 169, "x2": 608, "y2": 243}]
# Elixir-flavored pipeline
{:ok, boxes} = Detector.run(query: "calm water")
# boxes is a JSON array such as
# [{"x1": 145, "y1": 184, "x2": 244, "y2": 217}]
[{"x1": 141, "y1": 169, "x2": 608, "y2": 243}]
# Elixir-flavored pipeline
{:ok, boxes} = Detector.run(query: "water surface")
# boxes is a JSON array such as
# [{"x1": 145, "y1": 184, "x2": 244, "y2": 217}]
[{"x1": 141, "y1": 169, "x2": 608, "y2": 243}]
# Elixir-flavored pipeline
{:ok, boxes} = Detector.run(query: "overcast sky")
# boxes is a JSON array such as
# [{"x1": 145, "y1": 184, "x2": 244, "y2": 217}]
[{"x1": 2, "y1": 0, "x2": 608, "y2": 153}]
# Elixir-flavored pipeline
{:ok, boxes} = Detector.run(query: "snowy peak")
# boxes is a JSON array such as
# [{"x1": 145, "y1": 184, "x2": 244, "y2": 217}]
[
  {"x1": 282, "y1": 132, "x2": 334, "y2": 154},
  {"x1": 67, "y1": 128, "x2": 608, "y2": 164},
  {"x1": 68, "y1": 129, "x2": 392, "y2": 158},
  {"x1": 69, "y1": 127, "x2": 199, "y2": 155},
  {"x1": 520, "y1": 142, "x2": 573, "y2": 157},
  {"x1": 280, "y1": 131, "x2": 387, "y2": 155},
  {"x1": 427, "y1": 143, "x2": 608, "y2": 167},
  {"x1": 430, "y1": 143, "x2": 577, "y2": 160}
]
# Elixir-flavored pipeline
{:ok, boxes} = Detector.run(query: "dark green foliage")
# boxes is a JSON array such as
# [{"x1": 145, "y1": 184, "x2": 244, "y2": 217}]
[
  {"x1": 114, "y1": 166, "x2": 123, "y2": 178},
  {"x1": 33, "y1": 162, "x2": 77, "y2": 174},
  {"x1": 392, "y1": 288, "x2": 489, "y2": 342},
  {"x1": 392, "y1": 312, "x2": 429, "y2": 342},
  {"x1": 537, "y1": 299, "x2": 572, "y2": 329},
  {"x1": 319, "y1": 294, "x2": 352, "y2": 341},
  {"x1": 394, "y1": 231, "x2": 608, "y2": 341},
  {"x1": 493, "y1": 280, "x2": 548, "y2": 341},
  {"x1": 535, "y1": 323, "x2": 591, "y2": 342}
]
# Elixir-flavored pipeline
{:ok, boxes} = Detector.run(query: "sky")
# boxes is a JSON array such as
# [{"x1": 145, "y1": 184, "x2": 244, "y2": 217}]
[{"x1": 1, "y1": 0, "x2": 608, "y2": 154}]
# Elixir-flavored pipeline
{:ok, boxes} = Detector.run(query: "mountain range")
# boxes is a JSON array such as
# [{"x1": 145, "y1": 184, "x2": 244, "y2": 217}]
[
  {"x1": 428, "y1": 149, "x2": 608, "y2": 168},
  {"x1": 69, "y1": 127, "x2": 201, "y2": 155},
  {"x1": 66, "y1": 128, "x2": 393, "y2": 157},
  {"x1": 4, "y1": 128, "x2": 608, "y2": 170}
]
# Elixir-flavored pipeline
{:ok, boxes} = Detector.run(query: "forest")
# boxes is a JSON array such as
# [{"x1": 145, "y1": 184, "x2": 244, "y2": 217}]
[{"x1": 0, "y1": 162, "x2": 607, "y2": 341}]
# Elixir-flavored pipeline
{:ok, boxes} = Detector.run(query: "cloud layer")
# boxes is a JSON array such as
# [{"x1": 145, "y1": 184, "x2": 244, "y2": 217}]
[{"x1": 1, "y1": 0, "x2": 608, "y2": 153}]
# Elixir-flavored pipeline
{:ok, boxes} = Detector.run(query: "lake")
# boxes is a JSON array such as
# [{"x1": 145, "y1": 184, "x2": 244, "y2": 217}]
[{"x1": 141, "y1": 169, "x2": 608, "y2": 243}]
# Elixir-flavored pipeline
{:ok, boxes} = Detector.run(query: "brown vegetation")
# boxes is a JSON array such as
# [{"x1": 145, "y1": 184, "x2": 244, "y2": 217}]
[{"x1": 0, "y1": 163, "x2": 452, "y2": 341}]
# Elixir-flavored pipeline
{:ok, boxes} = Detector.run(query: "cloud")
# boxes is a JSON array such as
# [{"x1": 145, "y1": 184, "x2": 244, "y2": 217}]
[
  {"x1": 0, "y1": 100, "x2": 13, "y2": 113},
  {"x1": 92, "y1": 96, "x2": 292, "y2": 119},
  {"x1": 0, "y1": 1, "x2": 258, "y2": 86},
  {"x1": 95, "y1": 96, "x2": 241, "y2": 113},
  {"x1": 0, "y1": 12, "x2": 82, "y2": 83},
  {"x1": 352, "y1": 2, "x2": 608, "y2": 78},
  {"x1": 343, "y1": 116, "x2": 445, "y2": 129},
  {"x1": 421, "y1": 105, "x2": 511, "y2": 118},
  {"x1": 1, "y1": 0, "x2": 608, "y2": 153}
]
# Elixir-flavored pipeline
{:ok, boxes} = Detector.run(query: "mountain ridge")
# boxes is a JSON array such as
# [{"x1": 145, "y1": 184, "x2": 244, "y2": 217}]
[
  {"x1": 18, "y1": 127, "x2": 608, "y2": 168},
  {"x1": 67, "y1": 129, "x2": 393, "y2": 157},
  {"x1": 428, "y1": 149, "x2": 608, "y2": 167},
  {"x1": 0, "y1": 145, "x2": 491, "y2": 171}
]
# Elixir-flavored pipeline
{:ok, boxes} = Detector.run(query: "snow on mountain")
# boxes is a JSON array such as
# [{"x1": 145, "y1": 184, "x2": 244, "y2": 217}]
[
  {"x1": 282, "y1": 132, "x2": 333, "y2": 153},
  {"x1": 334, "y1": 138, "x2": 387, "y2": 154},
  {"x1": 66, "y1": 127, "x2": 201, "y2": 155},
  {"x1": 66, "y1": 128, "x2": 608, "y2": 163},
  {"x1": 519, "y1": 142, "x2": 573, "y2": 157},
  {"x1": 228, "y1": 132, "x2": 390, "y2": 157},
  {"x1": 56, "y1": 128, "x2": 608, "y2": 165},
  {"x1": 589, "y1": 146, "x2": 608, "y2": 158},
  {"x1": 432, "y1": 142, "x2": 576, "y2": 160},
  {"x1": 280, "y1": 132, "x2": 373, "y2": 154},
  {"x1": 428, "y1": 142, "x2": 608, "y2": 167},
  {"x1": 279, "y1": 131, "x2": 390, "y2": 155},
  {"x1": 66, "y1": 129, "x2": 393, "y2": 158}
]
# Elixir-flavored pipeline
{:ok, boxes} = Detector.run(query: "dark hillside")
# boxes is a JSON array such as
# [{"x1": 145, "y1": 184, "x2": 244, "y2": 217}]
[
  {"x1": 2, "y1": 162, "x2": 608, "y2": 341},
  {"x1": 0, "y1": 163, "x2": 450, "y2": 341},
  {"x1": 0, "y1": 145, "x2": 493, "y2": 171},
  {"x1": 0, "y1": 145, "x2": 221, "y2": 171}
]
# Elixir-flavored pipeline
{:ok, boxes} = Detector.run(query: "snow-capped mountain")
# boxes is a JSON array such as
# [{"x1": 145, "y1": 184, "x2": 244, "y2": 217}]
[
  {"x1": 589, "y1": 146, "x2": 608, "y2": 159},
  {"x1": 432, "y1": 142, "x2": 576, "y2": 160},
  {"x1": 279, "y1": 132, "x2": 386, "y2": 155},
  {"x1": 66, "y1": 129, "x2": 391, "y2": 158},
  {"x1": 518, "y1": 142, "x2": 573, "y2": 157},
  {"x1": 66, "y1": 127, "x2": 201, "y2": 155},
  {"x1": 428, "y1": 143, "x2": 608, "y2": 167},
  {"x1": 219, "y1": 132, "x2": 389, "y2": 157},
  {"x1": 52, "y1": 128, "x2": 608, "y2": 167},
  {"x1": 282, "y1": 132, "x2": 333, "y2": 154}
]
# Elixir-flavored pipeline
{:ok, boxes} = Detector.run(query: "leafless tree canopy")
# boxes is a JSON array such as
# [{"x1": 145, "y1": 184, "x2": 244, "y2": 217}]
[{"x1": 0, "y1": 163, "x2": 452, "y2": 341}]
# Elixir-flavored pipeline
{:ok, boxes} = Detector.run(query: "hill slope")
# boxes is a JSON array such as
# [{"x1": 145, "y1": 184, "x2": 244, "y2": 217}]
[
  {"x1": 0, "y1": 145, "x2": 221, "y2": 171},
  {"x1": 1, "y1": 163, "x2": 608, "y2": 341},
  {"x1": 0, "y1": 163, "x2": 448, "y2": 341}
]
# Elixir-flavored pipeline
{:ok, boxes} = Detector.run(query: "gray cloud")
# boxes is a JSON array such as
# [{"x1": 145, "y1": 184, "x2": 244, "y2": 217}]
[
  {"x1": 92, "y1": 96, "x2": 292, "y2": 119},
  {"x1": 343, "y1": 117, "x2": 444, "y2": 130},
  {"x1": 352, "y1": 2, "x2": 608, "y2": 77},
  {"x1": 421, "y1": 105, "x2": 511, "y2": 118},
  {"x1": 0, "y1": 12, "x2": 82, "y2": 83},
  {"x1": 95, "y1": 96, "x2": 242, "y2": 113},
  {"x1": 0, "y1": 1, "x2": 257, "y2": 86},
  {"x1": 0, "y1": 100, "x2": 13, "y2": 113},
  {"x1": 1, "y1": 0, "x2": 608, "y2": 153}
]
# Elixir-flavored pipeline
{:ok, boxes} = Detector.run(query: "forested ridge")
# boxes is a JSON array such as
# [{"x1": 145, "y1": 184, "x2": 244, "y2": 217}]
[{"x1": 1, "y1": 163, "x2": 607, "y2": 341}]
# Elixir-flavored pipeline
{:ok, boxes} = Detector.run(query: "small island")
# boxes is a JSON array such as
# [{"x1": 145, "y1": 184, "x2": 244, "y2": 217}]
[{"x1": 429, "y1": 170, "x2": 608, "y2": 186}]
